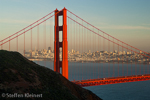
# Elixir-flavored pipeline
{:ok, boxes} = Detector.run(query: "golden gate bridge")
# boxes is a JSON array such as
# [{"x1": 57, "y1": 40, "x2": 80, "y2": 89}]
[{"x1": 1, "y1": 8, "x2": 150, "y2": 87}]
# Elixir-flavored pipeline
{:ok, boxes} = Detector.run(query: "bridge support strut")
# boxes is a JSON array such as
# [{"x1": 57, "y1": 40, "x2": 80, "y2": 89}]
[{"x1": 54, "y1": 8, "x2": 68, "y2": 79}]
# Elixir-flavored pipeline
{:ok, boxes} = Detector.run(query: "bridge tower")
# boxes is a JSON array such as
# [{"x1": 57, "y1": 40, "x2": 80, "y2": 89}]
[{"x1": 54, "y1": 8, "x2": 68, "y2": 79}]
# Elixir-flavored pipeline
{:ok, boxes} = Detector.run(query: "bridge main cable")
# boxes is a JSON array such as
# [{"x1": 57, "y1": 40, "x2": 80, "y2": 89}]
[
  {"x1": 67, "y1": 9, "x2": 149, "y2": 55},
  {"x1": 0, "y1": 9, "x2": 63, "y2": 47},
  {"x1": 67, "y1": 16, "x2": 150, "y2": 58},
  {"x1": 0, "y1": 10, "x2": 55, "y2": 43}
]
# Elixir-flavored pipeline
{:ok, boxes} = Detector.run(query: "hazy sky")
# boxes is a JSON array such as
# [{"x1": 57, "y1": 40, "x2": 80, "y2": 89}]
[{"x1": 0, "y1": 0, "x2": 150, "y2": 52}]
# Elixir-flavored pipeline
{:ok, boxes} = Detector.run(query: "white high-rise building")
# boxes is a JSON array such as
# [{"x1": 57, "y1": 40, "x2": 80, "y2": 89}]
[
  {"x1": 72, "y1": 49, "x2": 74, "y2": 53},
  {"x1": 140, "y1": 51, "x2": 142, "y2": 53},
  {"x1": 48, "y1": 50, "x2": 51, "y2": 53}
]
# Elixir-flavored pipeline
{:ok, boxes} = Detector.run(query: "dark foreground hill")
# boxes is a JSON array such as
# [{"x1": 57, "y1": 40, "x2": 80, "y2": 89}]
[{"x1": 0, "y1": 50, "x2": 102, "y2": 100}]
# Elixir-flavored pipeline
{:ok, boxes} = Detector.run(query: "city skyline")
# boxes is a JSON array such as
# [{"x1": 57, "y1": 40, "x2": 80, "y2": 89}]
[{"x1": 24, "y1": 46, "x2": 150, "y2": 65}]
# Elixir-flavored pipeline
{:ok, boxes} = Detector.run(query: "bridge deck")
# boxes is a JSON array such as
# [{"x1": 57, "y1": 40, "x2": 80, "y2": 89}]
[{"x1": 72, "y1": 74, "x2": 150, "y2": 87}]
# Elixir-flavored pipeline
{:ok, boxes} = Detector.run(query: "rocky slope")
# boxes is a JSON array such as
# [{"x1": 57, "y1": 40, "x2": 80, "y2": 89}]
[{"x1": 0, "y1": 50, "x2": 102, "y2": 100}]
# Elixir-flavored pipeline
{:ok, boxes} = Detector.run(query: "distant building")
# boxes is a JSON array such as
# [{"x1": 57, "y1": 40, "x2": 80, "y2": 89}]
[
  {"x1": 88, "y1": 50, "x2": 91, "y2": 53},
  {"x1": 72, "y1": 49, "x2": 75, "y2": 53},
  {"x1": 114, "y1": 50, "x2": 117, "y2": 53},
  {"x1": 104, "y1": 51, "x2": 107, "y2": 54},
  {"x1": 92, "y1": 52, "x2": 95, "y2": 57},
  {"x1": 123, "y1": 51, "x2": 126, "y2": 55},
  {"x1": 127, "y1": 51, "x2": 131, "y2": 55},
  {"x1": 118, "y1": 51, "x2": 122, "y2": 55},
  {"x1": 113, "y1": 53, "x2": 116, "y2": 56},
  {"x1": 48, "y1": 50, "x2": 51, "y2": 53},
  {"x1": 99, "y1": 52, "x2": 102, "y2": 56},
  {"x1": 48, "y1": 47, "x2": 51, "y2": 51}
]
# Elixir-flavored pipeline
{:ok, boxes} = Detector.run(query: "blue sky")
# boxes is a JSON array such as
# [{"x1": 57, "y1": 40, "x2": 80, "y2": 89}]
[{"x1": 0, "y1": 0, "x2": 150, "y2": 52}]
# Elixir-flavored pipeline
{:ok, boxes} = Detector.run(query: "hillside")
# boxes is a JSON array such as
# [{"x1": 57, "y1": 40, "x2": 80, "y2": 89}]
[{"x1": 0, "y1": 50, "x2": 102, "y2": 100}]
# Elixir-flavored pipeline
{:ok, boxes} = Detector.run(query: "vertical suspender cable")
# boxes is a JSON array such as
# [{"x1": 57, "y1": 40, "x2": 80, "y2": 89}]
[
  {"x1": 144, "y1": 51, "x2": 145, "y2": 75},
  {"x1": 140, "y1": 50, "x2": 141, "y2": 75},
  {"x1": 74, "y1": 18, "x2": 76, "y2": 80},
  {"x1": 98, "y1": 30, "x2": 100, "y2": 78},
  {"x1": 31, "y1": 25, "x2": 32, "y2": 59},
  {"x1": 93, "y1": 28, "x2": 94, "y2": 79},
  {"x1": 135, "y1": 50, "x2": 136, "y2": 75},
  {"x1": 78, "y1": 18, "x2": 79, "y2": 80},
  {"x1": 84, "y1": 23, "x2": 85, "y2": 80},
  {"x1": 82, "y1": 19, "x2": 83, "y2": 80},
  {"x1": 103, "y1": 33, "x2": 105, "y2": 78},
  {"x1": 127, "y1": 45, "x2": 128, "y2": 76},
  {"x1": 131, "y1": 47, "x2": 132, "y2": 76},
  {"x1": 70, "y1": 14, "x2": 72, "y2": 80},
  {"x1": 44, "y1": 18, "x2": 46, "y2": 66},
  {"x1": 76, "y1": 17, "x2": 78, "y2": 80},
  {"x1": 17, "y1": 33, "x2": 18, "y2": 52},
  {"x1": 86, "y1": 23, "x2": 88, "y2": 80},
  {"x1": 118, "y1": 40, "x2": 119, "y2": 77},
  {"x1": 68, "y1": 15, "x2": 69, "y2": 80},
  {"x1": 113, "y1": 38, "x2": 114, "y2": 77},
  {"x1": 1, "y1": 41, "x2": 3, "y2": 50},
  {"x1": 37, "y1": 21, "x2": 39, "y2": 64},
  {"x1": 49, "y1": 18, "x2": 51, "y2": 69},
  {"x1": 9, "y1": 37, "x2": 10, "y2": 51},
  {"x1": 24, "y1": 30, "x2": 25, "y2": 56},
  {"x1": 122, "y1": 43, "x2": 123, "y2": 76},
  {"x1": 108, "y1": 36, "x2": 110, "y2": 78}
]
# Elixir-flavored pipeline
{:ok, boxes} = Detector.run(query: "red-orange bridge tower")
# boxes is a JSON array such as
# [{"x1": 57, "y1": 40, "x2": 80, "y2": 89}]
[{"x1": 54, "y1": 8, "x2": 68, "y2": 79}]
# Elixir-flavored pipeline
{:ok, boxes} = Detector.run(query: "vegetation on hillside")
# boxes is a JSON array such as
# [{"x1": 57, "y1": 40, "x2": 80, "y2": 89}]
[{"x1": 0, "y1": 50, "x2": 102, "y2": 100}]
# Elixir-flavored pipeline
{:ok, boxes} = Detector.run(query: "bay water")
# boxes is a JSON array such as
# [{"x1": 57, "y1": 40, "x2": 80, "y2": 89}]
[{"x1": 34, "y1": 61, "x2": 150, "y2": 100}]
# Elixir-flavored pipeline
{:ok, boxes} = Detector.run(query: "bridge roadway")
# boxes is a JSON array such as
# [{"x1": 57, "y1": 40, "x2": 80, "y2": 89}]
[{"x1": 72, "y1": 74, "x2": 150, "y2": 87}]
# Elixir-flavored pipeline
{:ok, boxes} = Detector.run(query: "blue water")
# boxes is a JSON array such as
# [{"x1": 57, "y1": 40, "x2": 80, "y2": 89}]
[
  {"x1": 84, "y1": 81, "x2": 150, "y2": 100},
  {"x1": 34, "y1": 61, "x2": 150, "y2": 100}
]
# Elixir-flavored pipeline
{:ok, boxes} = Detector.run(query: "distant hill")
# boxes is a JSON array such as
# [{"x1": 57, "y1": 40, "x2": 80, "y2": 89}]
[{"x1": 0, "y1": 50, "x2": 102, "y2": 100}]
